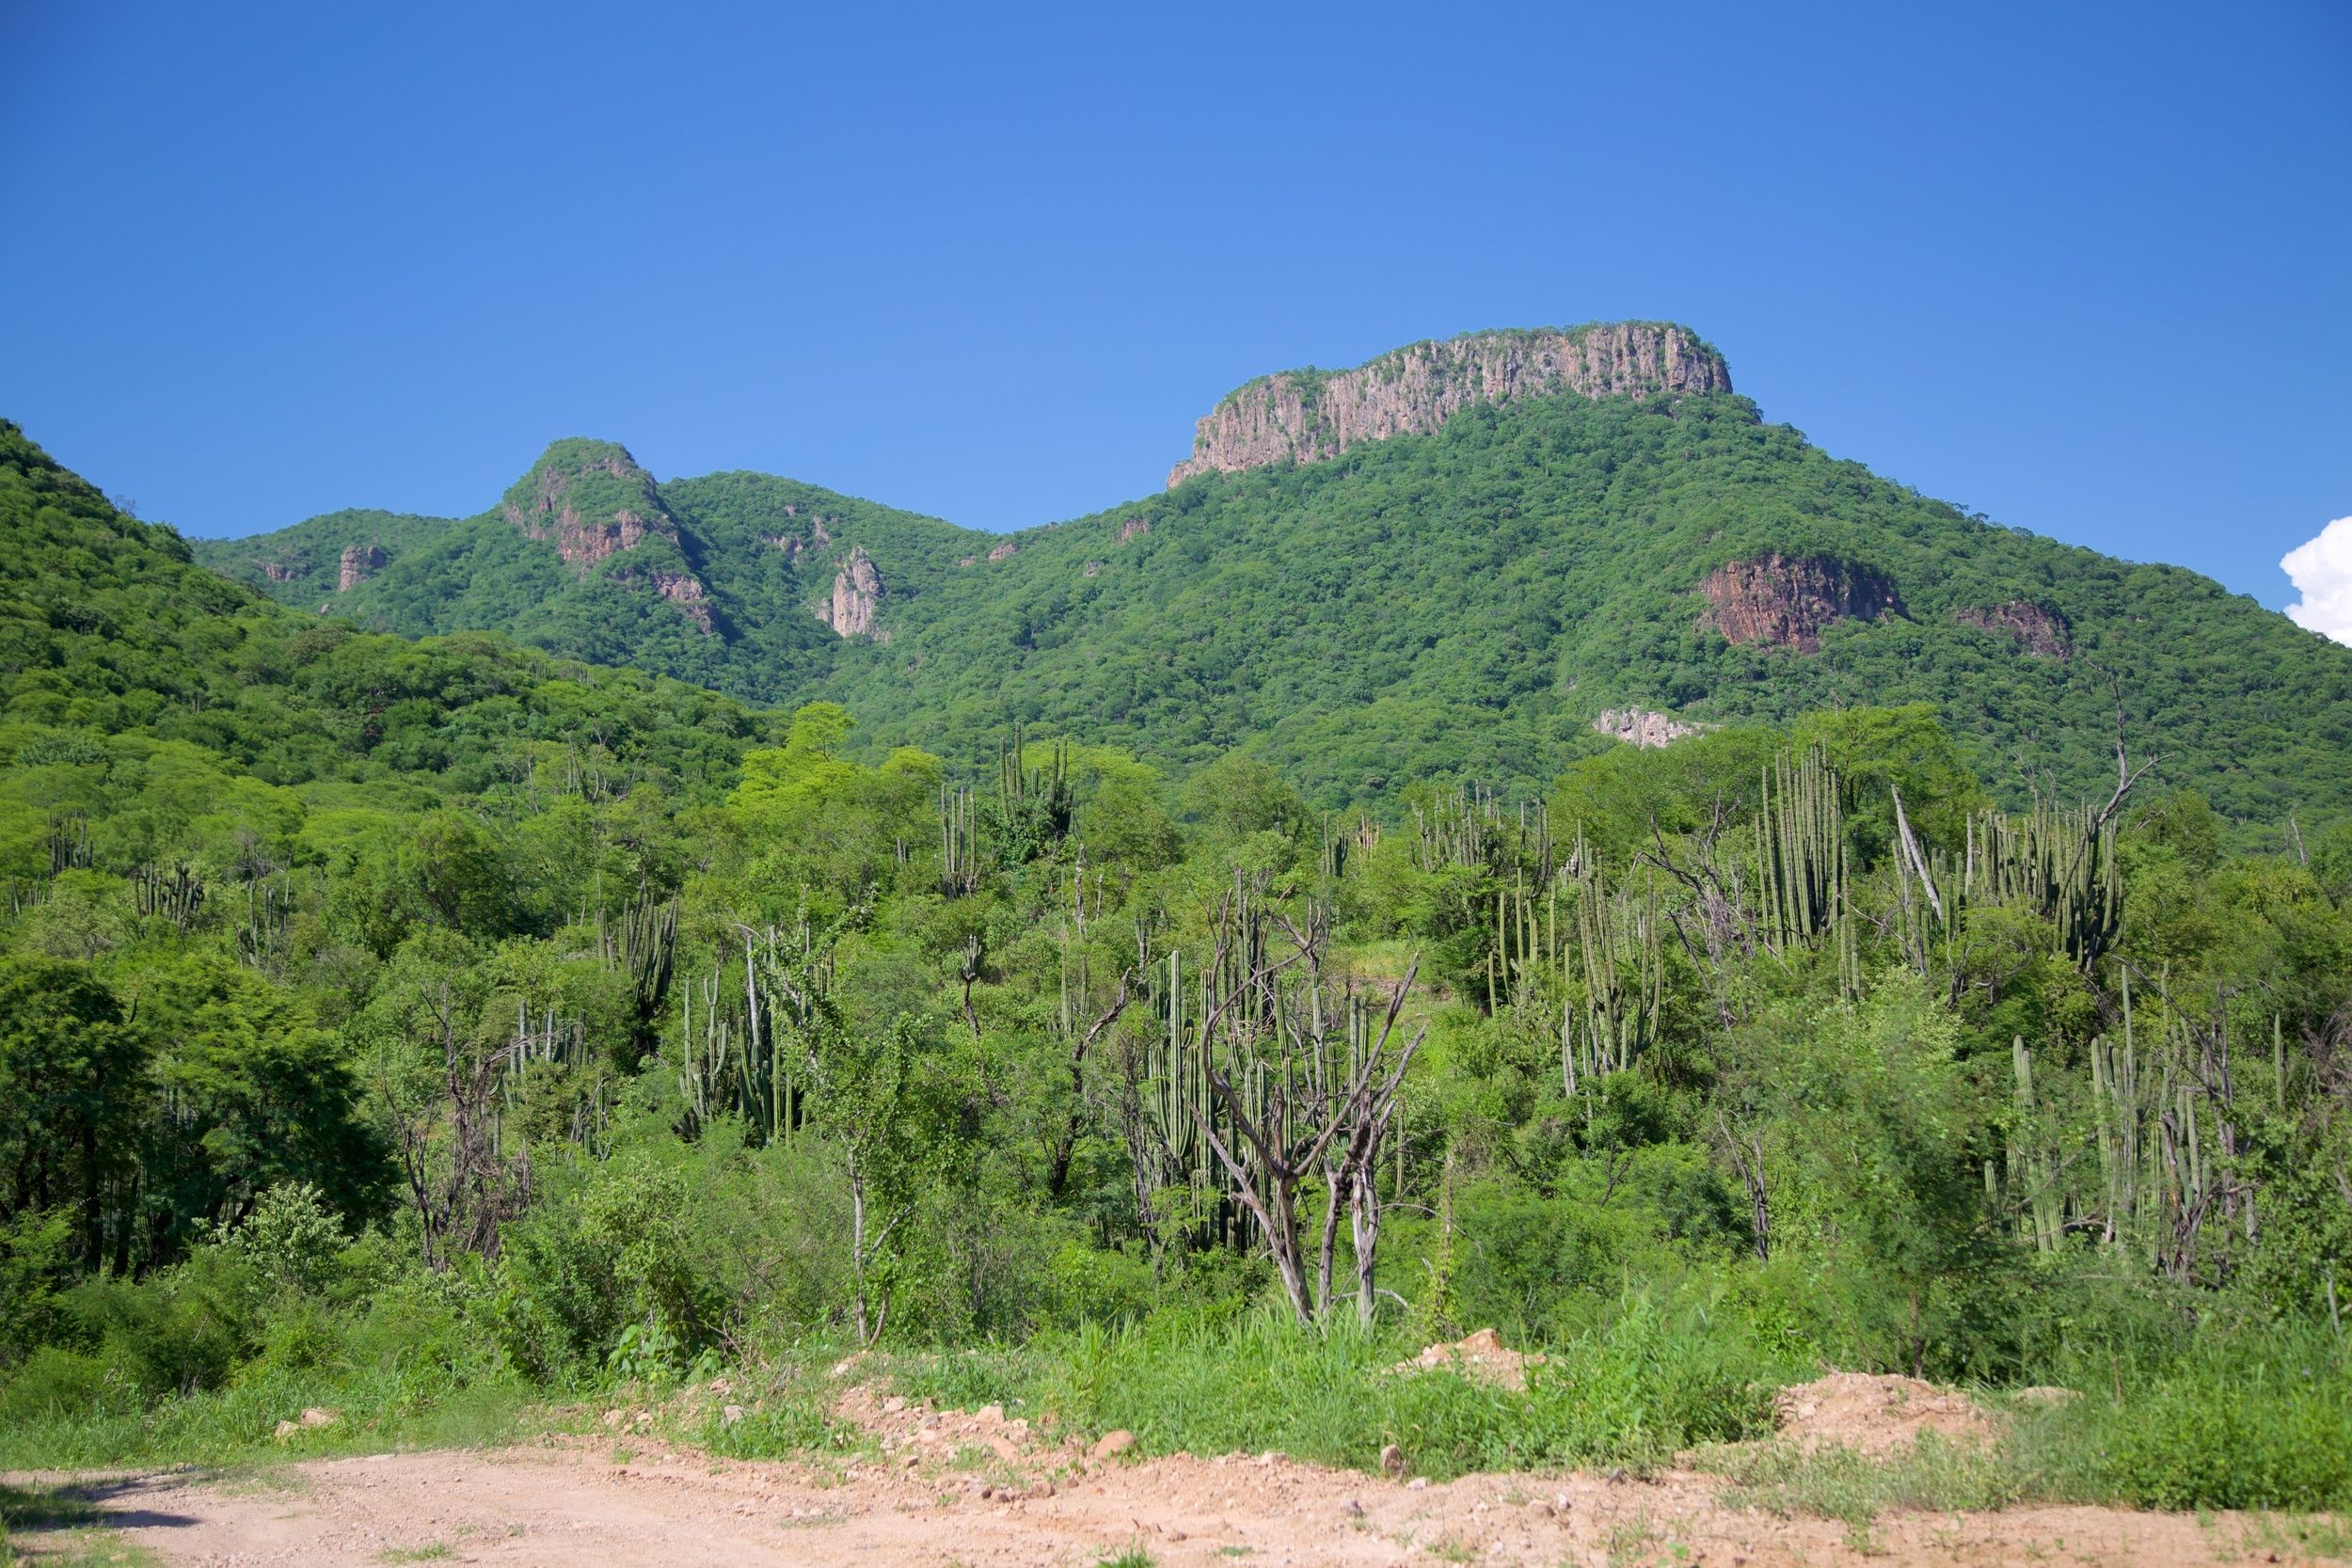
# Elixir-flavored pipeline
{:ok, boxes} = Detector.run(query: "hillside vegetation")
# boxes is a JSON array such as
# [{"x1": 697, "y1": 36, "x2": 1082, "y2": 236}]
[
  {"x1": 199, "y1": 327, "x2": 2352, "y2": 825},
  {"x1": 9, "y1": 420, "x2": 2352, "y2": 1516}
]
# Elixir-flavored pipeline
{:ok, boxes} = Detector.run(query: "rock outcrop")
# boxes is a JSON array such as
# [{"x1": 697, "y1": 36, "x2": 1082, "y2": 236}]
[
  {"x1": 1118, "y1": 516, "x2": 1151, "y2": 544},
  {"x1": 501, "y1": 441, "x2": 680, "y2": 573},
  {"x1": 1954, "y1": 600, "x2": 2071, "y2": 658},
  {"x1": 261, "y1": 561, "x2": 299, "y2": 583},
  {"x1": 1168, "y1": 322, "x2": 1731, "y2": 486},
  {"x1": 501, "y1": 438, "x2": 718, "y2": 627},
  {"x1": 1701, "y1": 555, "x2": 1901, "y2": 652},
  {"x1": 1592, "y1": 707, "x2": 1706, "y2": 749},
  {"x1": 821, "y1": 546, "x2": 883, "y2": 638},
  {"x1": 652, "y1": 572, "x2": 714, "y2": 633},
  {"x1": 337, "y1": 544, "x2": 387, "y2": 593},
  {"x1": 987, "y1": 541, "x2": 1019, "y2": 562}
]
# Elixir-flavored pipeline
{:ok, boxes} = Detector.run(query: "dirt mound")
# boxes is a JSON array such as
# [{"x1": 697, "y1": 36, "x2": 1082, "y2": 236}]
[
  {"x1": 1392, "y1": 1327, "x2": 1546, "y2": 1391},
  {"x1": 1772, "y1": 1371, "x2": 1994, "y2": 1455},
  {"x1": 834, "y1": 1383, "x2": 1076, "y2": 1469}
]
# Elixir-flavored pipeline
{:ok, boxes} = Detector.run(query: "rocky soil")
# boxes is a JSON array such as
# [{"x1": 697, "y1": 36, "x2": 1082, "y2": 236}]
[{"x1": 7, "y1": 1370, "x2": 2309, "y2": 1567}]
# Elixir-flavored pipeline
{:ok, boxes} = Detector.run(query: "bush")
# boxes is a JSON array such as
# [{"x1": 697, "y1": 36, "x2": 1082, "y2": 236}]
[{"x1": 2022, "y1": 1323, "x2": 2352, "y2": 1511}]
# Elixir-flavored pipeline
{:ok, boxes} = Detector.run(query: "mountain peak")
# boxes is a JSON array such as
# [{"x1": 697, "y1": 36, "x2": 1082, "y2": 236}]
[
  {"x1": 1168, "y1": 321, "x2": 1732, "y2": 486},
  {"x1": 500, "y1": 437, "x2": 681, "y2": 575}
]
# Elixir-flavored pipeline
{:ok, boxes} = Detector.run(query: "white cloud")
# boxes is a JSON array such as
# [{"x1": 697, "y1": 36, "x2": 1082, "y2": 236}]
[{"x1": 2282, "y1": 516, "x2": 2352, "y2": 646}]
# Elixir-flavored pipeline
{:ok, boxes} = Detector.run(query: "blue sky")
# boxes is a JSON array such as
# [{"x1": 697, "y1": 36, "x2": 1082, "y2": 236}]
[{"x1": 5, "y1": 2, "x2": 2346, "y2": 614}]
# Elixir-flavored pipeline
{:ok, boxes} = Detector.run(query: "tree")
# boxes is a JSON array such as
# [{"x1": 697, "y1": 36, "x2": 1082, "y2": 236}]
[{"x1": 0, "y1": 957, "x2": 148, "y2": 1270}]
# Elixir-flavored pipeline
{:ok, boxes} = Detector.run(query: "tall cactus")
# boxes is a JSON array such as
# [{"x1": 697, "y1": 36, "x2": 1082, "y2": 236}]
[
  {"x1": 995, "y1": 724, "x2": 1073, "y2": 861},
  {"x1": 940, "y1": 782, "x2": 979, "y2": 895},
  {"x1": 1965, "y1": 800, "x2": 2122, "y2": 967},
  {"x1": 1572, "y1": 857, "x2": 1664, "y2": 1077},
  {"x1": 1753, "y1": 743, "x2": 1847, "y2": 953}
]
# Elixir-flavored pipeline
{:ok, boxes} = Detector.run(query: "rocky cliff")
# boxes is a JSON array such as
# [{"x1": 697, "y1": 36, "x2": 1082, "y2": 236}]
[
  {"x1": 1701, "y1": 555, "x2": 1902, "y2": 652},
  {"x1": 498, "y1": 439, "x2": 715, "y2": 630},
  {"x1": 337, "y1": 544, "x2": 387, "y2": 592},
  {"x1": 1168, "y1": 322, "x2": 1731, "y2": 486},
  {"x1": 1954, "y1": 600, "x2": 2071, "y2": 658},
  {"x1": 822, "y1": 546, "x2": 884, "y2": 638},
  {"x1": 501, "y1": 440, "x2": 683, "y2": 572}
]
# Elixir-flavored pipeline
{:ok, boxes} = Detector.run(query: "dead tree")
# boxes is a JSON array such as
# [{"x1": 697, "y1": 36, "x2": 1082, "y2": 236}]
[{"x1": 1180, "y1": 884, "x2": 1424, "y2": 1326}]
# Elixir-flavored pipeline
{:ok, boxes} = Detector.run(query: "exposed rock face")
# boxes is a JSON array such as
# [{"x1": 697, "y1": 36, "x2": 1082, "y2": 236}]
[
  {"x1": 1701, "y1": 555, "x2": 1902, "y2": 652},
  {"x1": 1168, "y1": 322, "x2": 1731, "y2": 486},
  {"x1": 1082, "y1": 561, "x2": 1104, "y2": 578},
  {"x1": 501, "y1": 443, "x2": 679, "y2": 572},
  {"x1": 987, "y1": 541, "x2": 1019, "y2": 562},
  {"x1": 1593, "y1": 707, "x2": 1706, "y2": 749},
  {"x1": 501, "y1": 438, "x2": 720, "y2": 627},
  {"x1": 1955, "y1": 600, "x2": 2071, "y2": 658},
  {"x1": 1118, "y1": 516, "x2": 1151, "y2": 544},
  {"x1": 652, "y1": 572, "x2": 714, "y2": 633},
  {"x1": 261, "y1": 561, "x2": 299, "y2": 583},
  {"x1": 337, "y1": 544, "x2": 387, "y2": 593},
  {"x1": 821, "y1": 546, "x2": 883, "y2": 638}
]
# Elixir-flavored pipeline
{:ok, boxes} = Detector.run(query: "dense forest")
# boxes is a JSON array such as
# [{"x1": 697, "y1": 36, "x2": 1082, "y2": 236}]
[
  {"x1": 9, "y1": 416, "x2": 2352, "y2": 1516},
  {"x1": 199, "y1": 335, "x2": 2352, "y2": 825}
]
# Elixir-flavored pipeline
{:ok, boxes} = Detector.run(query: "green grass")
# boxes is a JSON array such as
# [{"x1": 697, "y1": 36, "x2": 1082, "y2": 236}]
[
  {"x1": 888, "y1": 1294, "x2": 1787, "y2": 1483},
  {"x1": 695, "y1": 1394, "x2": 840, "y2": 1461},
  {"x1": 0, "y1": 1480, "x2": 156, "y2": 1568},
  {"x1": 1703, "y1": 1324, "x2": 2352, "y2": 1526},
  {"x1": 1703, "y1": 1432, "x2": 2026, "y2": 1528},
  {"x1": 375, "y1": 1546, "x2": 454, "y2": 1564},
  {"x1": 0, "y1": 1369, "x2": 535, "y2": 1473}
]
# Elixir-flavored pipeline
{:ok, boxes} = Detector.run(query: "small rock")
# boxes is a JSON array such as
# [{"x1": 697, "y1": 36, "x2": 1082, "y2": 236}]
[
  {"x1": 602, "y1": 1409, "x2": 627, "y2": 1429},
  {"x1": 1553, "y1": 1491, "x2": 1571, "y2": 1513},
  {"x1": 883, "y1": 1396, "x2": 907, "y2": 1414},
  {"x1": 299, "y1": 1406, "x2": 339, "y2": 1428},
  {"x1": 976, "y1": 1403, "x2": 1005, "y2": 1422},
  {"x1": 1379, "y1": 1443, "x2": 1406, "y2": 1480},
  {"x1": 2012, "y1": 1386, "x2": 2080, "y2": 1406},
  {"x1": 902, "y1": 1453, "x2": 919, "y2": 1469},
  {"x1": 1341, "y1": 1497, "x2": 1365, "y2": 1517},
  {"x1": 708, "y1": 1376, "x2": 733, "y2": 1395},
  {"x1": 1027, "y1": 1479, "x2": 1055, "y2": 1499},
  {"x1": 721, "y1": 1404, "x2": 745, "y2": 1427},
  {"x1": 1089, "y1": 1430, "x2": 1136, "y2": 1462},
  {"x1": 1256, "y1": 1449, "x2": 1280, "y2": 1465},
  {"x1": 1408, "y1": 1477, "x2": 1430, "y2": 1491},
  {"x1": 272, "y1": 1419, "x2": 300, "y2": 1440}
]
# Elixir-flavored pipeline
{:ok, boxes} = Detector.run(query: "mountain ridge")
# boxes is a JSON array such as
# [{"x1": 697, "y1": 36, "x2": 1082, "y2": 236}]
[{"x1": 188, "y1": 324, "x2": 2352, "y2": 823}]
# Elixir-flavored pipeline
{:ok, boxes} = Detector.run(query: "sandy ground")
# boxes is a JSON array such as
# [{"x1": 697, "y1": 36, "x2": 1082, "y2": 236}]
[
  {"x1": 3, "y1": 1369, "x2": 2327, "y2": 1566},
  {"x1": 7, "y1": 1435, "x2": 2311, "y2": 1568}
]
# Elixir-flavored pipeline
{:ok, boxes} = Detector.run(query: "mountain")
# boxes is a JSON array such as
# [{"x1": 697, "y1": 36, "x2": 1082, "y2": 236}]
[
  {"x1": 195, "y1": 437, "x2": 981, "y2": 704},
  {"x1": 197, "y1": 322, "x2": 2352, "y2": 822},
  {"x1": 0, "y1": 419, "x2": 755, "y2": 803}
]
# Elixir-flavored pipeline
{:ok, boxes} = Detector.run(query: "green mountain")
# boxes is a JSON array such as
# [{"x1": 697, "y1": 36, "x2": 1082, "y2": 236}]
[
  {"x1": 198, "y1": 322, "x2": 2352, "y2": 822},
  {"x1": 0, "y1": 419, "x2": 756, "y2": 805}
]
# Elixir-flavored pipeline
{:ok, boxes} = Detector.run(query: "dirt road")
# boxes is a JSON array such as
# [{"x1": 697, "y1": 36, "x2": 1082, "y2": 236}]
[{"x1": 12, "y1": 1438, "x2": 2296, "y2": 1567}]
